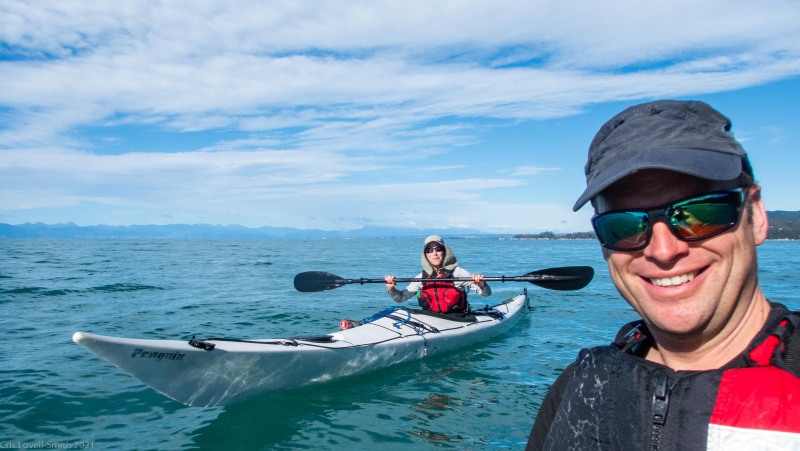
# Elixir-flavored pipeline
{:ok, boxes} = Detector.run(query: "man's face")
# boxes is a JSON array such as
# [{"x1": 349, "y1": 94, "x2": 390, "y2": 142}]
[{"x1": 594, "y1": 170, "x2": 768, "y2": 343}]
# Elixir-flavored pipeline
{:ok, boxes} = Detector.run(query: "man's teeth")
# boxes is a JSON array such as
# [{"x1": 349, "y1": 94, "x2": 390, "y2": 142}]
[{"x1": 650, "y1": 272, "x2": 696, "y2": 287}]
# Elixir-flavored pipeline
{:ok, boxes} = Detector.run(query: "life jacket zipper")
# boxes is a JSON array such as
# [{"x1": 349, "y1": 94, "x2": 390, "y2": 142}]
[{"x1": 651, "y1": 374, "x2": 674, "y2": 450}]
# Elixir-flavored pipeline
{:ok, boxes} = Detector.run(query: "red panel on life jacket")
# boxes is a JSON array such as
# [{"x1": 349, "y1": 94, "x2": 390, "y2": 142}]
[
  {"x1": 708, "y1": 321, "x2": 800, "y2": 446},
  {"x1": 419, "y1": 279, "x2": 467, "y2": 313}
]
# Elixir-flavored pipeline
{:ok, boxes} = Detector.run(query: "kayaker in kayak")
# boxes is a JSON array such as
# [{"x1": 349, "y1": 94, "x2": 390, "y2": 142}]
[
  {"x1": 384, "y1": 235, "x2": 490, "y2": 313},
  {"x1": 527, "y1": 100, "x2": 800, "y2": 450}
]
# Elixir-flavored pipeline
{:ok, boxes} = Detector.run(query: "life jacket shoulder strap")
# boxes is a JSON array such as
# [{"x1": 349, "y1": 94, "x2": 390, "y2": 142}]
[
  {"x1": 613, "y1": 320, "x2": 650, "y2": 355},
  {"x1": 611, "y1": 307, "x2": 800, "y2": 374},
  {"x1": 779, "y1": 312, "x2": 800, "y2": 376},
  {"x1": 742, "y1": 306, "x2": 800, "y2": 375}
]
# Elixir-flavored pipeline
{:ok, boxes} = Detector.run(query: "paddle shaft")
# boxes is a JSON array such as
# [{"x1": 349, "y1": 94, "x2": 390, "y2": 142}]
[
  {"x1": 339, "y1": 275, "x2": 560, "y2": 285},
  {"x1": 293, "y1": 266, "x2": 594, "y2": 292}
]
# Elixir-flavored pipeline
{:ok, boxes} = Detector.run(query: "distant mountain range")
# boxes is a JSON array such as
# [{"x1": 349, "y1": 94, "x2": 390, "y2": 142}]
[
  {"x1": 2, "y1": 210, "x2": 799, "y2": 239},
  {"x1": 0, "y1": 222, "x2": 495, "y2": 239}
]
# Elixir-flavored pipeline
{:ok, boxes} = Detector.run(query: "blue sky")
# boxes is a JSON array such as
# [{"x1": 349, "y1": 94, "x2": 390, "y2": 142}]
[{"x1": 1, "y1": 1, "x2": 799, "y2": 233}]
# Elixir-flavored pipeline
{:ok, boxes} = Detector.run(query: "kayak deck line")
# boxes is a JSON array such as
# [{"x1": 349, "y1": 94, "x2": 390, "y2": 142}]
[
  {"x1": 187, "y1": 304, "x2": 511, "y2": 351},
  {"x1": 72, "y1": 289, "x2": 530, "y2": 407}
]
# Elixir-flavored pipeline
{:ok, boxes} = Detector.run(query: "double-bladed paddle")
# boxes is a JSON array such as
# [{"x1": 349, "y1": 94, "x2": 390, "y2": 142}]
[{"x1": 294, "y1": 266, "x2": 593, "y2": 293}]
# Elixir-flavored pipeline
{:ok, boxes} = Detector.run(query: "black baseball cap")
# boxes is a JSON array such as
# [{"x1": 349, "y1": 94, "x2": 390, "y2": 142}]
[{"x1": 573, "y1": 100, "x2": 753, "y2": 211}]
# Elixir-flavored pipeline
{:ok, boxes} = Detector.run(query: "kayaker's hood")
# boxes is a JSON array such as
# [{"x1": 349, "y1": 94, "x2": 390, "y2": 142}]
[{"x1": 421, "y1": 235, "x2": 458, "y2": 276}]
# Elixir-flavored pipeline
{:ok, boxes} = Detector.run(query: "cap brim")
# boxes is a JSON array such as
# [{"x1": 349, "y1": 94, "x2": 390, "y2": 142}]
[{"x1": 572, "y1": 147, "x2": 744, "y2": 211}]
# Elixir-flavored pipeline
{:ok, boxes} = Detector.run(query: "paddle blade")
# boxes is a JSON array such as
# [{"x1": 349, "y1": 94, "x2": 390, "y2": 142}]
[
  {"x1": 293, "y1": 271, "x2": 348, "y2": 292},
  {"x1": 523, "y1": 266, "x2": 594, "y2": 291}
]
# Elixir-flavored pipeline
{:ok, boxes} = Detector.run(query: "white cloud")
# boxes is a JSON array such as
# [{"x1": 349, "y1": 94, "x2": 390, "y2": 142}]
[
  {"x1": 1, "y1": 0, "x2": 800, "y2": 231},
  {"x1": 509, "y1": 166, "x2": 560, "y2": 177}
]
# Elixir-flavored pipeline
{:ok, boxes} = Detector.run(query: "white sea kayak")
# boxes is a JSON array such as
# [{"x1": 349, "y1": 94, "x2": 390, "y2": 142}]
[{"x1": 73, "y1": 291, "x2": 530, "y2": 407}]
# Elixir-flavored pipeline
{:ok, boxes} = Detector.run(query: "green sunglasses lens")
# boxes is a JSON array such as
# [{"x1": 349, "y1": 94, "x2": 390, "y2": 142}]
[
  {"x1": 593, "y1": 211, "x2": 649, "y2": 250},
  {"x1": 668, "y1": 192, "x2": 742, "y2": 240}
]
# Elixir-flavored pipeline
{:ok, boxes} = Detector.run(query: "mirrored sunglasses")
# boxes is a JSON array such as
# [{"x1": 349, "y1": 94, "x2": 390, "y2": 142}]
[{"x1": 591, "y1": 188, "x2": 746, "y2": 251}]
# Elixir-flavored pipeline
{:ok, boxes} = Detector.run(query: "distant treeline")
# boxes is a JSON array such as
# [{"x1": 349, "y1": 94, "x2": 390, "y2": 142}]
[
  {"x1": 767, "y1": 210, "x2": 800, "y2": 240},
  {"x1": 768, "y1": 219, "x2": 800, "y2": 240},
  {"x1": 767, "y1": 210, "x2": 800, "y2": 220}
]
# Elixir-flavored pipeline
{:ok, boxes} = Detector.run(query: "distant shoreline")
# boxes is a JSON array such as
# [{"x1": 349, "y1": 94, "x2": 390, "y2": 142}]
[{"x1": 1, "y1": 215, "x2": 799, "y2": 240}]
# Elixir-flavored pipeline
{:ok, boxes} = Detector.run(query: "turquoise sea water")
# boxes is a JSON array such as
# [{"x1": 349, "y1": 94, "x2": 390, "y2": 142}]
[{"x1": 1, "y1": 238, "x2": 798, "y2": 450}]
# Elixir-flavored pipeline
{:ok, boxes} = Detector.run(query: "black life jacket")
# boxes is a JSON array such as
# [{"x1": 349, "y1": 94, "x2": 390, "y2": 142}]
[
  {"x1": 418, "y1": 274, "x2": 468, "y2": 313},
  {"x1": 538, "y1": 306, "x2": 800, "y2": 450}
]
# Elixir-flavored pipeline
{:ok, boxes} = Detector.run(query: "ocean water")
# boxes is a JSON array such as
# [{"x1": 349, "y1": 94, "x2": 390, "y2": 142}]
[{"x1": 1, "y1": 238, "x2": 798, "y2": 450}]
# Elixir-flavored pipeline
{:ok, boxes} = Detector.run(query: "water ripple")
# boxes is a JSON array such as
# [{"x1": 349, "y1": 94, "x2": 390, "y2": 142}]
[{"x1": 0, "y1": 238, "x2": 796, "y2": 450}]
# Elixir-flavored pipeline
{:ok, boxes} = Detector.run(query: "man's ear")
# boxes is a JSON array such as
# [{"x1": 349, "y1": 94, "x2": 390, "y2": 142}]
[{"x1": 748, "y1": 185, "x2": 768, "y2": 245}]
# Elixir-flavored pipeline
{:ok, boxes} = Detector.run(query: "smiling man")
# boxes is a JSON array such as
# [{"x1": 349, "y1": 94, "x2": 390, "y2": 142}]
[{"x1": 526, "y1": 100, "x2": 800, "y2": 450}]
